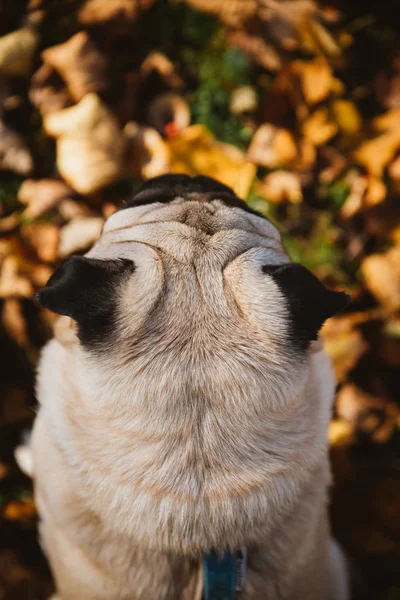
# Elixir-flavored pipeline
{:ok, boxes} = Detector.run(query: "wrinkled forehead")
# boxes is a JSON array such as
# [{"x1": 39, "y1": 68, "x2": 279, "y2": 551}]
[
  {"x1": 88, "y1": 174, "x2": 286, "y2": 264},
  {"x1": 88, "y1": 200, "x2": 286, "y2": 265}
]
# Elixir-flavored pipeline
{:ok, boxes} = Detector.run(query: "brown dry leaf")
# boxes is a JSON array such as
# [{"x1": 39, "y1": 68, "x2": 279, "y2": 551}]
[
  {"x1": 58, "y1": 199, "x2": 95, "y2": 221},
  {"x1": 18, "y1": 178, "x2": 73, "y2": 220},
  {"x1": 42, "y1": 32, "x2": 109, "y2": 102},
  {"x1": 0, "y1": 28, "x2": 39, "y2": 77},
  {"x1": 247, "y1": 124, "x2": 297, "y2": 168},
  {"x1": 0, "y1": 122, "x2": 33, "y2": 175},
  {"x1": 141, "y1": 52, "x2": 184, "y2": 90},
  {"x1": 124, "y1": 122, "x2": 171, "y2": 179},
  {"x1": 322, "y1": 314, "x2": 368, "y2": 381},
  {"x1": 302, "y1": 108, "x2": 338, "y2": 146},
  {"x1": 29, "y1": 63, "x2": 73, "y2": 115},
  {"x1": 2, "y1": 298, "x2": 30, "y2": 349},
  {"x1": 21, "y1": 222, "x2": 59, "y2": 263},
  {"x1": 361, "y1": 246, "x2": 400, "y2": 312},
  {"x1": 184, "y1": 0, "x2": 257, "y2": 28},
  {"x1": 228, "y1": 31, "x2": 281, "y2": 71},
  {"x1": 167, "y1": 124, "x2": 256, "y2": 198},
  {"x1": 58, "y1": 217, "x2": 104, "y2": 258},
  {"x1": 44, "y1": 93, "x2": 125, "y2": 194},
  {"x1": 256, "y1": 171, "x2": 302, "y2": 204},
  {"x1": 336, "y1": 384, "x2": 399, "y2": 443},
  {"x1": 340, "y1": 172, "x2": 386, "y2": 219},
  {"x1": 78, "y1": 0, "x2": 155, "y2": 26},
  {"x1": 332, "y1": 99, "x2": 362, "y2": 136},
  {"x1": 146, "y1": 93, "x2": 190, "y2": 136},
  {"x1": 0, "y1": 256, "x2": 33, "y2": 298},
  {"x1": 293, "y1": 58, "x2": 333, "y2": 105}
]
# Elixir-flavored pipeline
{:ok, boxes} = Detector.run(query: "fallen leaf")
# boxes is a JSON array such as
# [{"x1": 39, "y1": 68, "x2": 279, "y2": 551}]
[
  {"x1": 340, "y1": 172, "x2": 386, "y2": 219},
  {"x1": 332, "y1": 99, "x2": 362, "y2": 136},
  {"x1": 21, "y1": 222, "x2": 59, "y2": 263},
  {"x1": 322, "y1": 314, "x2": 369, "y2": 380},
  {"x1": 42, "y1": 32, "x2": 109, "y2": 102},
  {"x1": 124, "y1": 122, "x2": 171, "y2": 179},
  {"x1": 0, "y1": 28, "x2": 39, "y2": 77},
  {"x1": 294, "y1": 58, "x2": 333, "y2": 105},
  {"x1": 2, "y1": 298, "x2": 30, "y2": 349},
  {"x1": 141, "y1": 52, "x2": 184, "y2": 90},
  {"x1": 168, "y1": 124, "x2": 256, "y2": 198},
  {"x1": 0, "y1": 256, "x2": 33, "y2": 298},
  {"x1": 361, "y1": 246, "x2": 400, "y2": 312},
  {"x1": 336, "y1": 383, "x2": 398, "y2": 443},
  {"x1": 230, "y1": 85, "x2": 258, "y2": 114},
  {"x1": 18, "y1": 178, "x2": 73, "y2": 220},
  {"x1": 354, "y1": 130, "x2": 400, "y2": 178},
  {"x1": 0, "y1": 121, "x2": 33, "y2": 175},
  {"x1": 58, "y1": 199, "x2": 95, "y2": 221},
  {"x1": 78, "y1": 0, "x2": 155, "y2": 27},
  {"x1": 29, "y1": 63, "x2": 73, "y2": 115},
  {"x1": 44, "y1": 93, "x2": 125, "y2": 194},
  {"x1": 58, "y1": 216, "x2": 104, "y2": 258},
  {"x1": 247, "y1": 123, "x2": 297, "y2": 168},
  {"x1": 256, "y1": 170, "x2": 302, "y2": 204},
  {"x1": 302, "y1": 108, "x2": 338, "y2": 146}
]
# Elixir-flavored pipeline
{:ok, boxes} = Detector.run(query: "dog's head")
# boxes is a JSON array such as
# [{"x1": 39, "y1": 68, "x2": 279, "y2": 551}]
[{"x1": 38, "y1": 174, "x2": 348, "y2": 360}]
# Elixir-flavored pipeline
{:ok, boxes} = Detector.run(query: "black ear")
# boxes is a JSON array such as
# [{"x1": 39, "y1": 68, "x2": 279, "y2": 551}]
[
  {"x1": 36, "y1": 255, "x2": 134, "y2": 328},
  {"x1": 263, "y1": 263, "x2": 350, "y2": 345}
]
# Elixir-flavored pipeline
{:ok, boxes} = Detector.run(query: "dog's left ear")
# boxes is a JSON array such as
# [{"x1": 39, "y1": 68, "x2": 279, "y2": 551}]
[
  {"x1": 263, "y1": 263, "x2": 350, "y2": 343},
  {"x1": 36, "y1": 255, "x2": 135, "y2": 322}
]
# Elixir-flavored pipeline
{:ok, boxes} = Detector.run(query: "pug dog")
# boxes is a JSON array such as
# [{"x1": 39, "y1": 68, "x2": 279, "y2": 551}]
[{"x1": 32, "y1": 174, "x2": 350, "y2": 600}]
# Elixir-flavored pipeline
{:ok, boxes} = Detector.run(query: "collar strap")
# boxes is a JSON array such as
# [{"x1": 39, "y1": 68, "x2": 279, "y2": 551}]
[{"x1": 203, "y1": 548, "x2": 247, "y2": 600}]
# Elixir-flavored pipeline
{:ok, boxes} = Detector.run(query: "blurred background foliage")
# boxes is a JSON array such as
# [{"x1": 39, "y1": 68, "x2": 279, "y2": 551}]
[{"x1": 0, "y1": 0, "x2": 400, "y2": 598}]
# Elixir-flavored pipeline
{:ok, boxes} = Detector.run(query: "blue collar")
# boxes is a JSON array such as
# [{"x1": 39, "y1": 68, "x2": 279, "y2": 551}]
[{"x1": 203, "y1": 549, "x2": 247, "y2": 600}]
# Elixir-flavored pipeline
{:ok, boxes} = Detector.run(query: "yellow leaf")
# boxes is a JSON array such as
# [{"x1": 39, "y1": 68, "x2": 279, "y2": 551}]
[
  {"x1": 294, "y1": 58, "x2": 333, "y2": 105},
  {"x1": 361, "y1": 246, "x2": 400, "y2": 312},
  {"x1": 167, "y1": 125, "x2": 256, "y2": 198},
  {"x1": 332, "y1": 100, "x2": 362, "y2": 136},
  {"x1": 302, "y1": 108, "x2": 338, "y2": 146},
  {"x1": 354, "y1": 130, "x2": 400, "y2": 177}
]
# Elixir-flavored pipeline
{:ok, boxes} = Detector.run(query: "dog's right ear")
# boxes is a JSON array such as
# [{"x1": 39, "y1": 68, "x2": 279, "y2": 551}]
[{"x1": 36, "y1": 255, "x2": 135, "y2": 323}]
